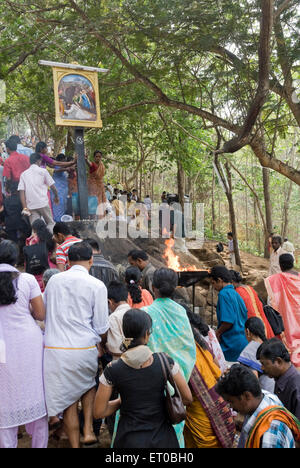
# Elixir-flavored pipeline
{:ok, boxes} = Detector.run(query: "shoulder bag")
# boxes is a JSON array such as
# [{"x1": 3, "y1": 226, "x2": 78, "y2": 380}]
[{"x1": 157, "y1": 352, "x2": 186, "y2": 425}]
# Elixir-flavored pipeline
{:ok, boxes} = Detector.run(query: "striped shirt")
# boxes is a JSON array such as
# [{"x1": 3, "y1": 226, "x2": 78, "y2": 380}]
[
  {"x1": 238, "y1": 391, "x2": 296, "y2": 448},
  {"x1": 55, "y1": 236, "x2": 81, "y2": 269}
]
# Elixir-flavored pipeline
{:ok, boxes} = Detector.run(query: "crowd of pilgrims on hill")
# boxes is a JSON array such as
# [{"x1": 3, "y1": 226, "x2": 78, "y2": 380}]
[{"x1": 0, "y1": 134, "x2": 299, "y2": 449}]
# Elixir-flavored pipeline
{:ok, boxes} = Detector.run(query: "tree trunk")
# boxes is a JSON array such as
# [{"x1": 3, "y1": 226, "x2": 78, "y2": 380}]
[
  {"x1": 177, "y1": 159, "x2": 185, "y2": 209},
  {"x1": 224, "y1": 163, "x2": 242, "y2": 270},
  {"x1": 281, "y1": 180, "x2": 293, "y2": 239},
  {"x1": 262, "y1": 167, "x2": 273, "y2": 258},
  {"x1": 211, "y1": 170, "x2": 217, "y2": 235}
]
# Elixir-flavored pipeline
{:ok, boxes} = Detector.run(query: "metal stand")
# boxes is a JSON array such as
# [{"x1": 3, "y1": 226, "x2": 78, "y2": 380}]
[{"x1": 74, "y1": 127, "x2": 88, "y2": 220}]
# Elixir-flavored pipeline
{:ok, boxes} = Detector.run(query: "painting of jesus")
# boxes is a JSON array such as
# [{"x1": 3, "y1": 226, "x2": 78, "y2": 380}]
[{"x1": 53, "y1": 68, "x2": 102, "y2": 128}]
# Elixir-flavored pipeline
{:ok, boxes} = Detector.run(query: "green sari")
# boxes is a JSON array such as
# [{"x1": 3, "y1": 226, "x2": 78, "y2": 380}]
[{"x1": 144, "y1": 298, "x2": 196, "y2": 447}]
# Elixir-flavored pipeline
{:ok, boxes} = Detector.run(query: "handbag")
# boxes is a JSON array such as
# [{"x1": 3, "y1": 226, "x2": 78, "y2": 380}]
[
  {"x1": 263, "y1": 304, "x2": 285, "y2": 335},
  {"x1": 157, "y1": 352, "x2": 186, "y2": 425}
]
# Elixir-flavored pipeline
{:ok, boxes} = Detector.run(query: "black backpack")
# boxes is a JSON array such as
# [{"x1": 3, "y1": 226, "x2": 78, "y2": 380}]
[
  {"x1": 23, "y1": 242, "x2": 50, "y2": 276},
  {"x1": 263, "y1": 304, "x2": 285, "y2": 336}
]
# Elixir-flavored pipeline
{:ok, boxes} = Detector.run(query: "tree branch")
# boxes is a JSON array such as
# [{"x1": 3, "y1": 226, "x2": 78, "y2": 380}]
[{"x1": 216, "y1": 0, "x2": 274, "y2": 154}]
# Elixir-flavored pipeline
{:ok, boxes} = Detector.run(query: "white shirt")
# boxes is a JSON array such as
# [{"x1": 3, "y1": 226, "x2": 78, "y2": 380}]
[
  {"x1": 17, "y1": 144, "x2": 34, "y2": 158},
  {"x1": 18, "y1": 164, "x2": 55, "y2": 210},
  {"x1": 44, "y1": 265, "x2": 109, "y2": 348},
  {"x1": 144, "y1": 197, "x2": 152, "y2": 210},
  {"x1": 107, "y1": 303, "x2": 131, "y2": 357},
  {"x1": 269, "y1": 246, "x2": 285, "y2": 276}
]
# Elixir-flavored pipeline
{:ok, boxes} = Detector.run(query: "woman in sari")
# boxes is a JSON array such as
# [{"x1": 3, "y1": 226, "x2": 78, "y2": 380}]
[
  {"x1": 230, "y1": 270, "x2": 274, "y2": 340},
  {"x1": 143, "y1": 268, "x2": 196, "y2": 447},
  {"x1": 183, "y1": 311, "x2": 235, "y2": 448},
  {"x1": 86, "y1": 150, "x2": 106, "y2": 207},
  {"x1": 264, "y1": 253, "x2": 300, "y2": 370}
]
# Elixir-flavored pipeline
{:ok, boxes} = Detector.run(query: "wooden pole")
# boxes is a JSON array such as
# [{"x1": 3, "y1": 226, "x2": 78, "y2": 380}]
[{"x1": 75, "y1": 127, "x2": 88, "y2": 219}]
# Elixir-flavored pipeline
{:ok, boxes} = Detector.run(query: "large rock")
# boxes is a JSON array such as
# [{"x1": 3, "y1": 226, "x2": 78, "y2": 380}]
[{"x1": 192, "y1": 247, "x2": 225, "y2": 265}]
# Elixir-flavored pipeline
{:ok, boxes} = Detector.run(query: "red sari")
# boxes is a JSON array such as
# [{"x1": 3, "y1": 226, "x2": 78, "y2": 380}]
[
  {"x1": 236, "y1": 285, "x2": 274, "y2": 339},
  {"x1": 265, "y1": 273, "x2": 300, "y2": 369}
]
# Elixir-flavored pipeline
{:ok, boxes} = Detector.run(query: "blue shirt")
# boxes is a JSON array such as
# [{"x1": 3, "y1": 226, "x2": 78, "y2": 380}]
[{"x1": 217, "y1": 284, "x2": 248, "y2": 362}]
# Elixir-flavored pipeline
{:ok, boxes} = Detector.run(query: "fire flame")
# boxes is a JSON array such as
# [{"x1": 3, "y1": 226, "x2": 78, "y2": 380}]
[{"x1": 163, "y1": 238, "x2": 198, "y2": 271}]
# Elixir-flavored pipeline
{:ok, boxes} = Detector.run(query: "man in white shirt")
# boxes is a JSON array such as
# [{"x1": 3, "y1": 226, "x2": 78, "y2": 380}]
[
  {"x1": 18, "y1": 152, "x2": 59, "y2": 232},
  {"x1": 269, "y1": 235, "x2": 285, "y2": 276},
  {"x1": 143, "y1": 195, "x2": 152, "y2": 212},
  {"x1": 43, "y1": 242, "x2": 109, "y2": 448}
]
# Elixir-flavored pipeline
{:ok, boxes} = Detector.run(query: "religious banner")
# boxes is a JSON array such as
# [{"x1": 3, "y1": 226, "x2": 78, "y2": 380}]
[{"x1": 51, "y1": 64, "x2": 103, "y2": 128}]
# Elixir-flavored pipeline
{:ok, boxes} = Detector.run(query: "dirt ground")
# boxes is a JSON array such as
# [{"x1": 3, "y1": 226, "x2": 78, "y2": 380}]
[{"x1": 18, "y1": 424, "x2": 112, "y2": 449}]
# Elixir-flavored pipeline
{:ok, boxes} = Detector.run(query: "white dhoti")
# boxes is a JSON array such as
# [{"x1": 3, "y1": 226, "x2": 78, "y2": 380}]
[{"x1": 44, "y1": 346, "x2": 99, "y2": 416}]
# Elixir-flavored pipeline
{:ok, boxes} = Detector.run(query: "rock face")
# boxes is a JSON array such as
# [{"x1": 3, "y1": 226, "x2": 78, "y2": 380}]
[{"x1": 69, "y1": 221, "x2": 271, "y2": 327}]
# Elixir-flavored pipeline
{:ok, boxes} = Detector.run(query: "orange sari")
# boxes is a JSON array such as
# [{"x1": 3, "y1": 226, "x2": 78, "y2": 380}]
[{"x1": 236, "y1": 285, "x2": 274, "y2": 339}]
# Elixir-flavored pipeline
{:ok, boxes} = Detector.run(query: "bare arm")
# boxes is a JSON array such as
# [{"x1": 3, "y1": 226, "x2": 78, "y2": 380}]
[
  {"x1": 94, "y1": 384, "x2": 121, "y2": 419},
  {"x1": 172, "y1": 370, "x2": 193, "y2": 406},
  {"x1": 50, "y1": 184, "x2": 59, "y2": 205},
  {"x1": 216, "y1": 322, "x2": 233, "y2": 342},
  {"x1": 30, "y1": 295, "x2": 46, "y2": 321},
  {"x1": 56, "y1": 263, "x2": 65, "y2": 272}
]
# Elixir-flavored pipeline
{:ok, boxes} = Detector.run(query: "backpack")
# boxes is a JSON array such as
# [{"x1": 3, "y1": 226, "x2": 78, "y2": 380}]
[
  {"x1": 23, "y1": 242, "x2": 50, "y2": 276},
  {"x1": 263, "y1": 304, "x2": 285, "y2": 336},
  {"x1": 216, "y1": 242, "x2": 224, "y2": 253}
]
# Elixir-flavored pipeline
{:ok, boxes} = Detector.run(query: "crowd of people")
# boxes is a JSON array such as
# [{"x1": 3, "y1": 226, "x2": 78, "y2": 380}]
[
  {"x1": 0, "y1": 223, "x2": 299, "y2": 449},
  {"x1": 0, "y1": 135, "x2": 188, "y2": 249},
  {"x1": 0, "y1": 134, "x2": 299, "y2": 450}
]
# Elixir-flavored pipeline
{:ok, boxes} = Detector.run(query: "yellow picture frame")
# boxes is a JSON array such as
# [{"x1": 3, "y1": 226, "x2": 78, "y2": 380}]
[{"x1": 52, "y1": 66, "x2": 102, "y2": 128}]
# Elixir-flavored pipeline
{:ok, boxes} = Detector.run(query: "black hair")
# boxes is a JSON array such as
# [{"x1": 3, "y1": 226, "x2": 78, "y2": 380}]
[
  {"x1": 182, "y1": 303, "x2": 209, "y2": 336},
  {"x1": 121, "y1": 308, "x2": 152, "y2": 351},
  {"x1": 210, "y1": 266, "x2": 232, "y2": 283},
  {"x1": 125, "y1": 266, "x2": 142, "y2": 304},
  {"x1": 53, "y1": 222, "x2": 71, "y2": 236},
  {"x1": 107, "y1": 280, "x2": 128, "y2": 303},
  {"x1": 35, "y1": 141, "x2": 47, "y2": 154},
  {"x1": 56, "y1": 153, "x2": 65, "y2": 162},
  {"x1": 0, "y1": 240, "x2": 19, "y2": 305},
  {"x1": 93, "y1": 150, "x2": 102, "y2": 157},
  {"x1": 68, "y1": 241, "x2": 92, "y2": 262},
  {"x1": 227, "y1": 232, "x2": 233, "y2": 237},
  {"x1": 256, "y1": 338, "x2": 290, "y2": 363},
  {"x1": 5, "y1": 137, "x2": 18, "y2": 152},
  {"x1": 84, "y1": 237, "x2": 100, "y2": 252},
  {"x1": 30, "y1": 152, "x2": 42, "y2": 165},
  {"x1": 127, "y1": 249, "x2": 149, "y2": 261},
  {"x1": 153, "y1": 267, "x2": 177, "y2": 298},
  {"x1": 272, "y1": 235, "x2": 282, "y2": 244},
  {"x1": 183, "y1": 306, "x2": 209, "y2": 350},
  {"x1": 215, "y1": 364, "x2": 262, "y2": 399},
  {"x1": 10, "y1": 135, "x2": 21, "y2": 144},
  {"x1": 245, "y1": 317, "x2": 266, "y2": 342},
  {"x1": 279, "y1": 253, "x2": 294, "y2": 272},
  {"x1": 229, "y1": 270, "x2": 243, "y2": 284},
  {"x1": 31, "y1": 219, "x2": 55, "y2": 252}
]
